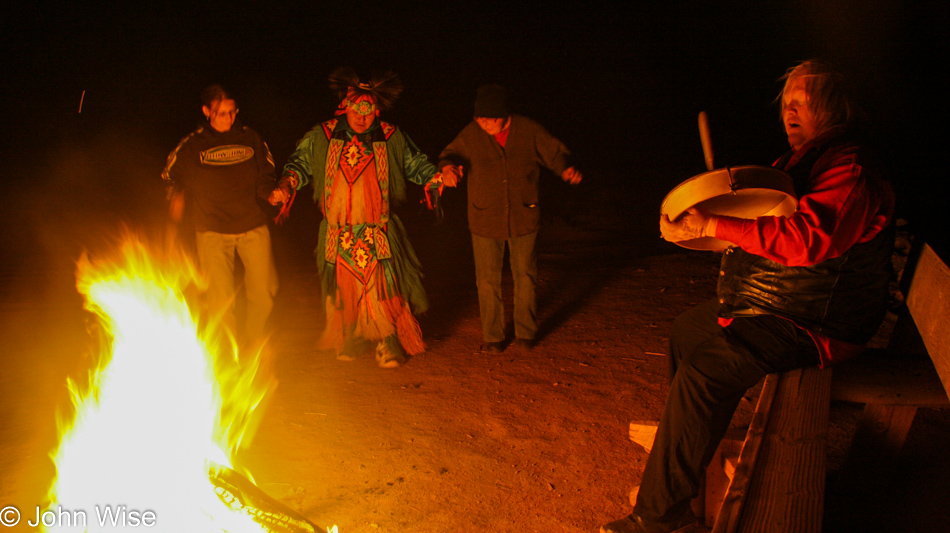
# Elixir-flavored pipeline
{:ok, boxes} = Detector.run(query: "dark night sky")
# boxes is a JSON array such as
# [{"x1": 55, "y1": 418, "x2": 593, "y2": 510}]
[{"x1": 0, "y1": 0, "x2": 946, "y2": 268}]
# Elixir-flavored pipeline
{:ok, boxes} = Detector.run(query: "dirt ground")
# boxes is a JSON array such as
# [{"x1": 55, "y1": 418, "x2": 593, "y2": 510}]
[{"x1": 1, "y1": 211, "x2": 950, "y2": 533}]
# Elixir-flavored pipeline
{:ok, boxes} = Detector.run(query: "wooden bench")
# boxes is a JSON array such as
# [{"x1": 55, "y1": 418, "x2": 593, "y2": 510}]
[{"x1": 704, "y1": 241, "x2": 950, "y2": 533}]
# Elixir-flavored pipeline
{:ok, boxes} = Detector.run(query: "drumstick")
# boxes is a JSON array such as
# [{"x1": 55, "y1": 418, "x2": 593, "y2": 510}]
[{"x1": 699, "y1": 111, "x2": 715, "y2": 171}]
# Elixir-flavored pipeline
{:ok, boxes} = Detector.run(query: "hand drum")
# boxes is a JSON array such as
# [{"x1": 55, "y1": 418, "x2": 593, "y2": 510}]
[{"x1": 660, "y1": 166, "x2": 797, "y2": 251}]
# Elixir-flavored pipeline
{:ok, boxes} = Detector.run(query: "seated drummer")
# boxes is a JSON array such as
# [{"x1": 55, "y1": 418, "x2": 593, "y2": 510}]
[{"x1": 601, "y1": 60, "x2": 895, "y2": 533}]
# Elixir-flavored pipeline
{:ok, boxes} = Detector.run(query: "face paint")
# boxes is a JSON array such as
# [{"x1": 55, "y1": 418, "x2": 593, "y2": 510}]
[
  {"x1": 335, "y1": 88, "x2": 379, "y2": 117},
  {"x1": 348, "y1": 99, "x2": 376, "y2": 116}
]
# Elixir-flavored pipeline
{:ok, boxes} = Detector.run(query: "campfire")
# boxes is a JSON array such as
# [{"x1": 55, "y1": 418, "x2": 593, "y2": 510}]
[{"x1": 41, "y1": 233, "x2": 334, "y2": 533}]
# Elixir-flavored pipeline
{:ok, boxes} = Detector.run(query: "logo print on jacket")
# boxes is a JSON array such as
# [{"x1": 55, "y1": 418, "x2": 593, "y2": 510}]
[{"x1": 200, "y1": 145, "x2": 254, "y2": 166}]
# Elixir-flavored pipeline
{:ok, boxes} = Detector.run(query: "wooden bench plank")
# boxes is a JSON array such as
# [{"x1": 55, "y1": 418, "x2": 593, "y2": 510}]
[
  {"x1": 831, "y1": 352, "x2": 949, "y2": 406},
  {"x1": 712, "y1": 373, "x2": 780, "y2": 533},
  {"x1": 905, "y1": 243, "x2": 950, "y2": 395},
  {"x1": 824, "y1": 242, "x2": 950, "y2": 530},
  {"x1": 733, "y1": 366, "x2": 831, "y2": 533}
]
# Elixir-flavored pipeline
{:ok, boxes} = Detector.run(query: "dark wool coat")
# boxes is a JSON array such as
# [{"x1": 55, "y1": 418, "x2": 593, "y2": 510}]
[{"x1": 438, "y1": 115, "x2": 571, "y2": 239}]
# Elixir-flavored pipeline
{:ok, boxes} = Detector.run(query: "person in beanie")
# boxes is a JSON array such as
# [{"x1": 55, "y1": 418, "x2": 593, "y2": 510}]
[
  {"x1": 162, "y1": 84, "x2": 284, "y2": 347},
  {"x1": 273, "y1": 68, "x2": 449, "y2": 368},
  {"x1": 438, "y1": 83, "x2": 582, "y2": 353},
  {"x1": 601, "y1": 60, "x2": 894, "y2": 533}
]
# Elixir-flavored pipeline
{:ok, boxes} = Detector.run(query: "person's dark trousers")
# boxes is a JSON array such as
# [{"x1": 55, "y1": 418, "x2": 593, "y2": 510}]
[
  {"x1": 634, "y1": 297, "x2": 821, "y2": 526},
  {"x1": 471, "y1": 231, "x2": 538, "y2": 343}
]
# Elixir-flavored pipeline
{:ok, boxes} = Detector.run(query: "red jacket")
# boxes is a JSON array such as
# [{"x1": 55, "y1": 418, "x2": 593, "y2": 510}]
[{"x1": 715, "y1": 127, "x2": 895, "y2": 366}]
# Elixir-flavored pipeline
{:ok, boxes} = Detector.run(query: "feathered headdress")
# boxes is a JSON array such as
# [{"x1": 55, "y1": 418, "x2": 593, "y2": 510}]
[{"x1": 329, "y1": 67, "x2": 404, "y2": 113}]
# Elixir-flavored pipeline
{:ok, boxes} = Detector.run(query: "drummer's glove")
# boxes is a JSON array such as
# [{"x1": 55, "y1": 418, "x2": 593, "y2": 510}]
[{"x1": 660, "y1": 209, "x2": 717, "y2": 242}]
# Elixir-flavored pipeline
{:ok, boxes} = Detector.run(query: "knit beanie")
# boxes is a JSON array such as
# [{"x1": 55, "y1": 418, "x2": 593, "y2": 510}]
[{"x1": 474, "y1": 84, "x2": 508, "y2": 118}]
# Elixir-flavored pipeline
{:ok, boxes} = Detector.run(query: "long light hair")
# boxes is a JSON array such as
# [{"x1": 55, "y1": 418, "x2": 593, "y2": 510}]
[{"x1": 778, "y1": 60, "x2": 856, "y2": 132}]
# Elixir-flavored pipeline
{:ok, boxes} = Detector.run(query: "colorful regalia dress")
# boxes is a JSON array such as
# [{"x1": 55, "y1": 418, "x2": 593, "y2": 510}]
[{"x1": 283, "y1": 116, "x2": 443, "y2": 361}]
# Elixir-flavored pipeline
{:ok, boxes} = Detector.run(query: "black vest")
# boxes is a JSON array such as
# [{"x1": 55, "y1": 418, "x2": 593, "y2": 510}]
[{"x1": 717, "y1": 136, "x2": 893, "y2": 345}]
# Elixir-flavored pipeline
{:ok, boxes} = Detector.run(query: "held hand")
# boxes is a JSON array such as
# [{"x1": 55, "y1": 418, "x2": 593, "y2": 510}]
[
  {"x1": 169, "y1": 191, "x2": 185, "y2": 222},
  {"x1": 268, "y1": 187, "x2": 290, "y2": 206},
  {"x1": 562, "y1": 167, "x2": 582, "y2": 185},
  {"x1": 441, "y1": 165, "x2": 462, "y2": 187},
  {"x1": 660, "y1": 208, "x2": 711, "y2": 242}
]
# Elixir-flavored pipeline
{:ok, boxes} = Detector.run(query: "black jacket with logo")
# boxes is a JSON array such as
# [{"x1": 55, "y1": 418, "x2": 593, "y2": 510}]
[{"x1": 162, "y1": 119, "x2": 275, "y2": 234}]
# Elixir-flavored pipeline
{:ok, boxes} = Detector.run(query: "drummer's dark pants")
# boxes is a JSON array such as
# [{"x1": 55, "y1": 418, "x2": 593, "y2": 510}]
[{"x1": 634, "y1": 298, "x2": 821, "y2": 526}]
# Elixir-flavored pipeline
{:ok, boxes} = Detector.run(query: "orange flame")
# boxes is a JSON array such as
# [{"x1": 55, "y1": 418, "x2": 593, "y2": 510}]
[{"x1": 42, "y1": 232, "x2": 289, "y2": 532}]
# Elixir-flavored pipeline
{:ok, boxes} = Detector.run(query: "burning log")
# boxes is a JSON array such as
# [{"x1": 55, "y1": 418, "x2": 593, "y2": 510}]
[{"x1": 210, "y1": 467, "x2": 323, "y2": 533}]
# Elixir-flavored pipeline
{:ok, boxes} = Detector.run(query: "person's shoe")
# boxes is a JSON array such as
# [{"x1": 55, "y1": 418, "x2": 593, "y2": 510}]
[
  {"x1": 515, "y1": 338, "x2": 534, "y2": 350},
  {"x1": 336, "y1": 352, "x2": 356, "y2": 362},
  {"x1": 600, "y1": 513, "x2": 700, "y2": 533},
  {"x1": 375, "y1": 342, "x2": 405, "y2": 368},
  {"x1": 479, "y1": 341, "x2": 504, "y2": 353}
]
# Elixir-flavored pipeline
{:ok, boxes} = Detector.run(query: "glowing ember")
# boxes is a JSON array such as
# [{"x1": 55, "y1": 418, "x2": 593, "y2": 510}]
[{"x1": 42, "y1": 234, "x2": 333, "y2": 532}]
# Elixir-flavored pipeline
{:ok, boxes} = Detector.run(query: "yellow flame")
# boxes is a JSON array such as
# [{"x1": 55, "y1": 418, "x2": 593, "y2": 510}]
[{"x1": 44, "y1": 233, "x2": 278, "y2": 532}]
